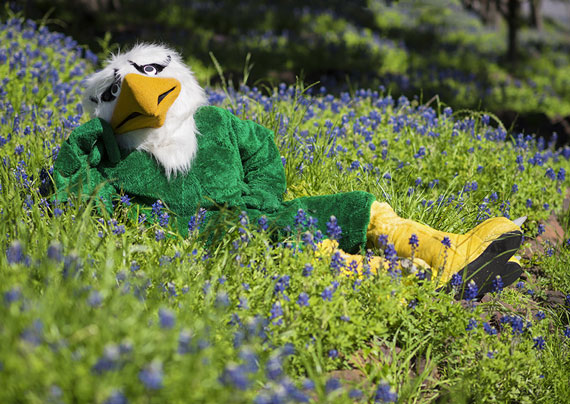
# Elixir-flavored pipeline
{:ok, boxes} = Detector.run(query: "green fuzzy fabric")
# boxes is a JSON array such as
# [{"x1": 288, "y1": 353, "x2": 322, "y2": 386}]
[{"x1": 53, "y1": 106, "x2": 375, "y2": 253}]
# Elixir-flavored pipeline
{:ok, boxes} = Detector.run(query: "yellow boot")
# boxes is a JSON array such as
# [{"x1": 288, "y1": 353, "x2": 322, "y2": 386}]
[{"x1": 366, "y1": 201, "x2": 523, "y2": 296}]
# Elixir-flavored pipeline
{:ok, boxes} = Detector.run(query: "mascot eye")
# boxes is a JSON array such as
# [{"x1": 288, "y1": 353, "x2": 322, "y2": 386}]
[
  {"x1": 143, "y1": 65, "x2": 157, "y2": 75},
  {"x1": 101, "y1": 82, "x2": 121, "y2": 102}
]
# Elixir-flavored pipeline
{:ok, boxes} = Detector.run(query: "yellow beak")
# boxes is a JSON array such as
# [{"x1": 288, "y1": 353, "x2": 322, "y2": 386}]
[{"x1": 110, "y1": 73, "x2": 181, "y2": 134}]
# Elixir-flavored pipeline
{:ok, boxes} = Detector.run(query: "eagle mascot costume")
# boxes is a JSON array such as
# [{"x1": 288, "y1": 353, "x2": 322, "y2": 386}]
[{"x1": 52, "y1": 44, "x2": 524, "y2": 297}]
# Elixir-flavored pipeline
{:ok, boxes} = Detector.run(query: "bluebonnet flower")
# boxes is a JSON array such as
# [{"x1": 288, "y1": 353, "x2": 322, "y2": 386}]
[
  {"x1": 158, "y1": 308, "x2": 175, "y2": 329},
  {"x1": 6, "y1": 240, "x2": 24, "y2": 264},
  {"x1": 92, "y1": 344, "x2": 120, "y2": 374},
  {"x1": 239, "y1": 347, "x2": 259, "y2": 373},
  {"x1": 500, "y1": 315, "x2": 525, "y2": 335},
  {"x1": 303, "y1": 263, "x2": 313, "y2": 277},
  {"x1": 563, "y1": 326, "x2": 570, "y2": 338},
  {"x1": 104, "y1": 390, "x2": 128, "y2": 404},
  {"x1": 464, "y1": 280, "x2": 479, "y2": 300},
  {"x1": 265, "y1": 356, "x2": 283, "y2": 380},
  {"x1": 526, "y1": 198, "x2": 533, "y2": 208},
  {"x1": 151, "y1": 200, "x2": 164, "y2": 216},
  {"x1": 466, "y1": 318, "x2": 478, "y2": 331},
  {"x1": 178, "y1": 329, "x2": 192, "y2": 354},
  {"x1": 302, "y1": 379, "x2": 315, "y2": 391},
  {"x1": 220, "y1": 364, "x2": 249, "y2": 390},
  {"x1": 450, "y1": 273, "x2": 462, "y2": 287},
  {"x1": 511, "y1": 184, "x2": 518, "y2": 193},
  {"x1": 487, "y1": 351, "x2": 495, "y2": 359},
  {"x1": 120, "y1": 194, "x2": 131, "y2": 206},
  {"x1": 294, "y1": 209, "x2": 307, "y2": 228},
  {"x1": 274, "y1": 275, "x2": 290, "y2": 295},
  {"x1": 346, "y1": 389, "x2": 363, "y2": 399},
  {"x1": 188, "y1": 208, "x2": 207, "y2": 233},
  {"x1": 270, "y1": 301, "x2": 283, "y2": 320},
  {"x1": 139, "y1": 361, "x2": 163, "y2": 390},
  {"x1": 47, "y1": 242, "x2": 63, "y2": 262},
  {"x1": 159, "y1": 212, "x2": 170, "y2": 227},
  {"x1": 258, "y1": 216, "x2": 268, "y2": 232},
  {"x1": 537, "y1": 224, "x2": 545, "y2": 236},
  {"x1": 21, "y1": 319, "x2": 43, "y2": 346},
  {"x1": 375, "y1": 381, "x2": 397, "y2": 403},
  {"x1": 557, "y1": 168, "x2": 566, "y2": 181},
  {"x1": 326, "y1": 216, "x2": 342, "y2": 240},
  {"x1": 87, "y1": 290, "x2": 103, "y2": 307},
  {"x1": 483, "y1": 322, "x2": 498, "y2": 335},
  {"x1": 535, "y1": 311, "x2": 545, "y2": 321},
  {"x1": 325, "y1": 377, "x2": 342, "y2": 393},
  {"x1": 328, "y1": 349, "x2": 338, "y2": 358},
  {"x1": 408, "y1": 234, "x2": 419, "y2": 249},
  {"x1": 545, "y1": 168, "x2": 556, "y2": 180},
  {"x1": 565, "y1": 294, "x2": 570, "y2": 307},
  {"x1": 297, "y1": 292, "x2": 309, "y2": 307},
  {"x1": 330, "y1": 251, "x2": 345, "y2": 273},
  {"x1": 491, "y1": 275, "x2": 504, "y2": 293},
  {"x1": 321, "y1": 286, "x2": 334, "y2": 301},
  {"x1": 441, "y1": 236, "x2": 451, "y2": 248},
  {"x1": 155, "y1": 229, "x2": 165, "y2": 241},
  {"x1": 533, "y1": 336, "x2": 545, "y2": 350},
  {"x1": 543, "y1": 203, "x2": 550, "y2": 211},
  {"x1": 4, "y1": 287, "x2": 21, "y2": 305}
]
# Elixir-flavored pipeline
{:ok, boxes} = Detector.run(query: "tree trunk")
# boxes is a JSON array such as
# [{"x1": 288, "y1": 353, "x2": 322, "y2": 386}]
[
  {"x1": 529, "y1": 0, "x2": 543, "y2": 31},
  {"x1": 506, "y1": 0, "x2": 520, "y2": 63}
]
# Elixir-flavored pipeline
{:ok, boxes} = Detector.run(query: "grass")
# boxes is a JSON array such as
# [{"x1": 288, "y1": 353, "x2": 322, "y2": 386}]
[{"x1": 1, "y1": 17, "x2": 570, "y2": 403}]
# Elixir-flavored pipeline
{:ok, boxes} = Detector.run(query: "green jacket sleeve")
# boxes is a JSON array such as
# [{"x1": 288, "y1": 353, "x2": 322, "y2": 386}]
[
  {"x1": 53, "y1": 118, "x2": 120, "y2": 211},
  {"x1": 228, "y1": 112, "x2": 286, "y2": 213}
]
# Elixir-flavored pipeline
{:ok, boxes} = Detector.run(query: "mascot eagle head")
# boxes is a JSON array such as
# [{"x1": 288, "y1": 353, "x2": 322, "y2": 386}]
[{"x1": 83, "y1": 43, "x2": 207, "y2": 179}]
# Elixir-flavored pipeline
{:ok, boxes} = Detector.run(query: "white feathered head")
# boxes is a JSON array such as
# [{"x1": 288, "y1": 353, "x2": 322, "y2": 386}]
[{"x1": 83, "y1": 43, "x2": 207, "y2": 178}]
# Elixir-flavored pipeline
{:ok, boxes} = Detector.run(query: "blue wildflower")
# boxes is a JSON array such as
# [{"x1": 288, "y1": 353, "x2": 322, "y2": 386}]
[
  {"x1": 220, "y1": 364, "x2": 249, "y2": 390},
  {"x1": 533, "y1": 336, "x2": 545, "y2": 350},
  {"x1": 258, "y1": 216, "x2": 268, "y2": 232},
  {"x1": 375, "y1": 381, "x2": 397, "y2": 403},
  {"x1": 450, "y1": 273, "x2": 462, "y2": 287},
  {"x1": 325, "y1": 377, "x2": 342, "y2": 393},
  {"x1": 408, "y1": 234, "x2": 419, "y2": 249},
  {"x1": 158, "y1": 308, "x2": 175, "y2": 329},
  {"x1": 326, "y1": 216, "x2": 342, "y2": 240},
  {"x1": 104, "y1": 390, "x2": 128, "y2": 404},
  {"x1": 139, "y1": 361, "x2": 163, "y2": 390},
  {"x1": 466, "y1": 318, "x2": 478, "y2": 331},
  {"x1": 321, "y1": 286, "x2": 334, "y2": 301},
  {"x1": 297, "y1": 292, "x2": 309, "y2": 307},
  {"x1": 303, "y1": 263, "x2": 313, "y2": 277},
  {"x1": 491, "y1": 275, "x2": 504, "y2": 293},
  {"x1": 120, "y1": 194, "x2": 131, "y2": 206},
  {"x1": 6, "y1": 240, "x2": 24, "y2": 264},
  {"x1": 483, "y1": 322, "x2": 497, "y2": 335},
  {"x1": 535, "y1": 311, "x2": 545, "y2": 321},
  {"x1": 265, "y1": 356, "x2": 283, "y2": 380},
  {"x1": 328, "y1": 349, "x2": 338, "y2": 358},
  {"x1": 441, "y1": 236, "x2": 451, "y2": 248},
  {"x1": 464, "y1": 280, "x2": 479, "y2": 300}
]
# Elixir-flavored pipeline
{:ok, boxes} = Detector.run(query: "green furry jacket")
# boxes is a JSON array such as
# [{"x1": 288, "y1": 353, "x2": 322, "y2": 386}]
[{"x1": 53, "y1": 105, "x2": 374, "y2": 253}]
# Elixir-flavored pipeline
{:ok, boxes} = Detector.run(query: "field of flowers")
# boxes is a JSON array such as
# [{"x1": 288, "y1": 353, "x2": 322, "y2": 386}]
[{"x1": 2, "y1": 18, "x2": 570, "y2": 403}]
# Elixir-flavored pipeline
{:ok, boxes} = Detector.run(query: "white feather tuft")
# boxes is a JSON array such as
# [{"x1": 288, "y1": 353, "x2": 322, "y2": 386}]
[{"x1": 82, "y1": 43, "x2": 208, "y2": 179}]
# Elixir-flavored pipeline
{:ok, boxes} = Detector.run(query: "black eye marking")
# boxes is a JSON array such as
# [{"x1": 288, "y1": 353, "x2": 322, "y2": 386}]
[
  {"x1": 101, "y1": 70, "x2": 122, "y2": 103},
  {"x1": 89, "y1": 96, "x2": 99, "y2": 104},
  {"x1": 128, "y1": 56, "x2": 171, "y2": 75}
]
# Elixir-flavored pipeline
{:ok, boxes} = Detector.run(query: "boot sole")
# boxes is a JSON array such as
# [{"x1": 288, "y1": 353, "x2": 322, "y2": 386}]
[{"x1": 448, "y1": 230, "x2": 523, "y2": 299}]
